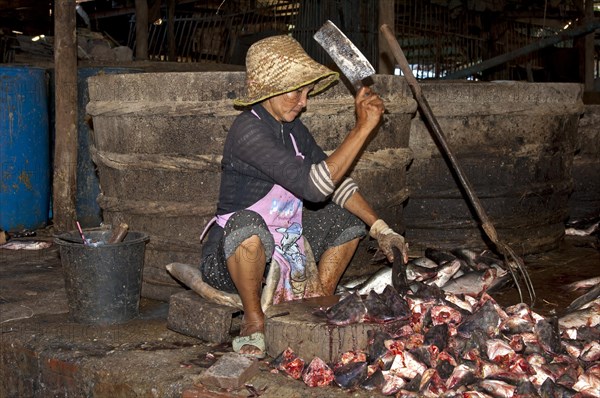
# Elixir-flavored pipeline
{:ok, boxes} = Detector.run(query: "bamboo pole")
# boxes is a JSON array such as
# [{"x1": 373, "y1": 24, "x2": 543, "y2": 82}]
[{"x1": 53, "y1": 0, "x2": 78, "y2": 233}]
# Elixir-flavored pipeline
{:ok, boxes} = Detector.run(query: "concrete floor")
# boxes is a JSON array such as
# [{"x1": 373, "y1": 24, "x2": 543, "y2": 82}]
[{"x1": 0, "y1": 229, "x2": 598, "y2": 397}]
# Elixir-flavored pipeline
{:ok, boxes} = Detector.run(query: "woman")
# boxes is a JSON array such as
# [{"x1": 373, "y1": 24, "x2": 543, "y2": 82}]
[{"x1": 200, "y1": 35, "x2": 408, "y2": 358}]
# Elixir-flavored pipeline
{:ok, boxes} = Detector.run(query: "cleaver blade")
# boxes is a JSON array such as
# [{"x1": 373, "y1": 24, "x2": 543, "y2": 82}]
[{"x1": 314, "y1": 20, "x2": 376, "y2": 91}]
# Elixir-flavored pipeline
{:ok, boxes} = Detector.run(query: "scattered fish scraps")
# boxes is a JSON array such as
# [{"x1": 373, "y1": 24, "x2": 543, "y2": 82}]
[
  {"x1": 271, "y1": 287, "x2": 600, "y2": 396},
  {"x1": 0, "y1": 241, "x2": 52, "y2": 250}
]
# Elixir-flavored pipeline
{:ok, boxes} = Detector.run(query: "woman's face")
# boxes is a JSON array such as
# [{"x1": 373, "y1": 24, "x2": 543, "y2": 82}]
[{"x1": 263, "y1": 84, "x2": 315, "y2": 123}]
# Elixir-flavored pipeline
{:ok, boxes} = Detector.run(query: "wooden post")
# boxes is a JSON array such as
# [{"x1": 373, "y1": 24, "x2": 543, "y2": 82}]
[
  {"x1": 378, "y1": 0, "x2": 395, "y2": 74},
  {"x1": 168, "y1": 0, "x2": 176, "y2": 61},
  {"x1": 54, "y1": 0, "x2": 78, "y2": 233},
  {"x1": 584, "y1": 0, "x2": 594, "y2": 91},
  {"x1": 135, "y1": 0, "x2": 148, "y2": 60}
]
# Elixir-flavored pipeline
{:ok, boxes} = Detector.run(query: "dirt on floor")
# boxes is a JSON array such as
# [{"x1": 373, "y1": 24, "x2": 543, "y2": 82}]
[{"x1": 0, "y1": 228, "x2": 598, "y2": 397}]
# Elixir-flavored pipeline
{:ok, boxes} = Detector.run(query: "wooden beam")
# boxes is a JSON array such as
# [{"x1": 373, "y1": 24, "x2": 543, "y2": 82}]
[
  {"x1": 444, "y1": 19, "x2": 600, "y2": 80},
  {"x1": 378, "y1": 0, "x2": 395, "y2": 75},
  {"x1": 53, "y1": 0, "x2": 78, "y2": 233},
  {"x1": 168, "y1": 0, "x2": 176, "y2": 61},
  {"x1": 135, "y1": 0, "x2": 148, "y2": 60},
  {"x1": 584, "y1": 0, "x2": 594, "y2": 91}
]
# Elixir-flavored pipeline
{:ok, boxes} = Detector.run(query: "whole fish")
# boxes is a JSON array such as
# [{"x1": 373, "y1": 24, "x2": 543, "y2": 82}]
[
  {"x1": 430, "y1": 259, "x2": 462, "y2": 287},
  {"x1": 563, "y1": 276, "x2": 600, "y2": 291},
  {"x1": 0, "y1": 240, "x2": 52, "y2": 250},
  {"x1": 410, "y1": 256, "x2": 439, "y2": 269},
  {"x1": 354, "y1": 267, "x2": 392, "y2": 295},
  {"x1": 406, "y1": 262, "x2": 438, "y2": 282},
  {"x1": 564, "y1": 284, "x2": 600, "y2": 313},
  {"x1": 565, "y1": 220, "x2": 599, "y2": 236},
  {"x1": 442, "y1": 268, "x2": 497, "y2": 296},
  {"x1": 559, "y1": 303, "x2": 600, "y2": 330}
]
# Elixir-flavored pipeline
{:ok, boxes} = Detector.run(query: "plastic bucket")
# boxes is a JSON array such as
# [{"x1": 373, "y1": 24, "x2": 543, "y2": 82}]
[
  {"x1": 55, "y1": 230, "x2": 149, "y2": 324},
  {"x1": 0, "y1": 66, "x2": 50, "y2": 231}
]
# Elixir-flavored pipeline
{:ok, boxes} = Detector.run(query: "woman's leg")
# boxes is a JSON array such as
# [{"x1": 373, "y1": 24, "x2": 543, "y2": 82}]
[
  {"x1": 226, "y1": 234, "x2": 266, "y2": 355},
  {"x1": 317, "y1": 238, "x2": 360, "y2": 295}
]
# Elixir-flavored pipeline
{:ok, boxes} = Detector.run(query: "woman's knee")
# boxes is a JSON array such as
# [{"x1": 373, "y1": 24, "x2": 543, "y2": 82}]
[{"x1": 236, "y1": 235, "x2": 266, "y2": 262}]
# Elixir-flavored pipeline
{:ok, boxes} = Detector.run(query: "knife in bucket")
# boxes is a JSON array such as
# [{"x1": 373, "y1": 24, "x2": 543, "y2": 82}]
[{"x1": 314, "y1": 20, "x2": 376, "y2": 92}]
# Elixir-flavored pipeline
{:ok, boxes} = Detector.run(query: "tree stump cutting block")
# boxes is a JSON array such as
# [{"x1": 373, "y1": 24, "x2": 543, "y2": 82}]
[{"x1": 264, "y1": 296, "x2": 406, "y2": 364}]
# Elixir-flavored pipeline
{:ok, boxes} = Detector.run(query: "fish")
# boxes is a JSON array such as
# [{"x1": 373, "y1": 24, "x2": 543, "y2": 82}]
[
  {"x1": 271, "y1": 347, "x2": 305, "y2": 380},
  {"x1": 446, "y1": 362, "x2": 478, "y2": 390},
  {"x1": 380, "y1": 371, "x2": 407, "y2": 395},
  {"x1": 579, "y1": 341, "x2": 600, "y2": 362},
  {"x1": 430, "y1": 259, "x2": 462, "y2": 288},
  {"x1": 363, "y1": 290, "x2": 396, "y2": 323},
  {"x1": 534, "y1": 318, "x2": 562, "y2": 354},
  {"x1": 479, "y1": 379, "x2": 516, "y2": 398},
  {"x1": 442, "y1": 268, "x2": 497, "y2": 296},
  {"x1": 564, "y1": 284, "x2": 600, "y2": 313},
  {"x1": 333, "y1": 361, "x2": 368, "y2": 389},
  {"x1": 457, "y1": 299, "x2": 502, "y2": 338},
  {"x1": 558, "y1": 303, "x2": 600, "y2": 330},
  {"x1": 0, "y1": 240, "x2": 52, "y2": 250},
  {"x1": 302, "y1": 357, "x2": 334, "y2": 387},
  {"x1": 423, "y1": 323, "x2": 449, "y2": 351},
  {"x1": 405, "y1": 262, "x2": 438, "y2": 282},
  {"x1": 379, "y1": 285, "x2": 411, "y2": 320},
  {"x1": 360, "y1": 368, "x2": 385, "y2": 391},
  {"x1": 354, "y1": 267, "x2": 392, "y2": 295},
  {"x1": 409, "y1": 256, "x2": 439, "y2": 269},
  {"x1": 367, "y1": 330, "x2": 393, "y2": 363},
  {"x1": 565, "y1": 219, "x2": 599, "y2": 236},
  {"x1": 325, "y1": 292, "x2": 367, "y2": 326},
  {"x1": 563, "y1": 276, "x2": 600, "y2": 291}
]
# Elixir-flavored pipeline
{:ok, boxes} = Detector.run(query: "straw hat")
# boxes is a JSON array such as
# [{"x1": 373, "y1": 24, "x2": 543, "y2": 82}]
[{"x1": 234, "y1": 35, "x2": 339, "y2": 106}]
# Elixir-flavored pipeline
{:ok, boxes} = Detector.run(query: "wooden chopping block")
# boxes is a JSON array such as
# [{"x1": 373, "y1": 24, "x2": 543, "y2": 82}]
[{"x1": 264, "y1": 296, "x2": 406, "y2": 363}]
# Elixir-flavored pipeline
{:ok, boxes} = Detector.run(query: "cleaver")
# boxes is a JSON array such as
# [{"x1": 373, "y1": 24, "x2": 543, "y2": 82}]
[{"x1": 314, "y1": 20, "x2": 376, "y2": 92}]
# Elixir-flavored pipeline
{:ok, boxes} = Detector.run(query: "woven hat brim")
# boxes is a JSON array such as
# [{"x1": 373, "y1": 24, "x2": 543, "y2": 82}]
[{"x1": 234, "y1": 71, "x2": 339, "y2": 107}]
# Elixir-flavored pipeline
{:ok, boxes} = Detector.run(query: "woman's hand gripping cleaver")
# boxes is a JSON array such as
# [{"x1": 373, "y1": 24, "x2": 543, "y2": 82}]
[{"x1": 314, "y1": 20, "x2": 376, "y2": 93}]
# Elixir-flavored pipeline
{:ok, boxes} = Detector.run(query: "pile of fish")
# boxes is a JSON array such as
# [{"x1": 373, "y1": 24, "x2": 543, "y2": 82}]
[
  {"x1": 339, "y1": 247, "x2": 511, "y2": 298},
  {"x1": 269, "y1": 280, "x2": 600, "y2": 396}
]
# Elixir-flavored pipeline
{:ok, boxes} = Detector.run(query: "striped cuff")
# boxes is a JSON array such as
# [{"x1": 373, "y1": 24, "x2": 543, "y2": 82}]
[
  {"x1": 332, "y1": 178, "x2": 359, "y2": 208},
  {"x1": 309, "y1": 161, "x2": 335, "y2": 197}
]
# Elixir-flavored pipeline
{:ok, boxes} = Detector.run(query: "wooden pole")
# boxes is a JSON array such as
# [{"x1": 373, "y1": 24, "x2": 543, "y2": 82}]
[
  {"x1": 378, "y1": 0, "x2": 395, "y2": 74},
  {"x1": 168, "y1": 0, "x2": 176, "y2": 61},
  {"x1": 584, "y1": 0, "x2": 595, "y2": 91},
  {"x1": 53, "y1": 0, "x2": 78, "y2": 233},
  {"x1": 135, "y1": 0, "x2": 148, "y2": 60}
]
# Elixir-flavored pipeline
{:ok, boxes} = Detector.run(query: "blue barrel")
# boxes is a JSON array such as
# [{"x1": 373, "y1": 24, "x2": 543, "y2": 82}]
[
  {"x1": 0, "y1": 66, "x2": 50, "y2": 232},
  {"x1": 76, "y1": 67, "x2": 140, "y2": 228}
]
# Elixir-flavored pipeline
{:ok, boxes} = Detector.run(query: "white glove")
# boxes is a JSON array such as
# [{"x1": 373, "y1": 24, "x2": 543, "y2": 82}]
[{"x1": 369, "y1": 219, "x2": 409, "y2": 263}]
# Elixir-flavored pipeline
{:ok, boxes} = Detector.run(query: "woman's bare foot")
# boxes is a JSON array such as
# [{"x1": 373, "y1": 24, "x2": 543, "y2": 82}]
[{"x1": 238, "y1": 315, "x2": 265, "y2": 356}]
